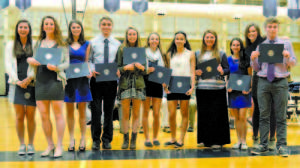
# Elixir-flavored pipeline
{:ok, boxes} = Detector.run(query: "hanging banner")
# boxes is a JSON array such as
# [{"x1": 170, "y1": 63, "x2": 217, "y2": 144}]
[
  {"x1": 288, "y1": 0, "x2": 300, "y2": 20},
  {"x1": 16, "y1": 0, "x2": 31, "y2": 11},
  {"x1": 104, "y1": 0, "x2": 120, "y2": 13},
  {"x1": 263, "y1": 0, "x2": 277, "y2": 17},
  {"x1": 0, "y1": 0, "x2": 9, "y2": 9},
  {"x1": 132, "y1": 0, "x2": 148, "y2": 14}
]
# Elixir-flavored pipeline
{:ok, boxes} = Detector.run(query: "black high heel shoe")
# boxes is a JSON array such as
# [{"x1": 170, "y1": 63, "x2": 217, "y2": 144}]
[
  {"x1": 79, "y1": 139, "x2": 86, "y2": 152},
  {"x1": 68, "y1": 140, "x2": 75, "y2": 152}
]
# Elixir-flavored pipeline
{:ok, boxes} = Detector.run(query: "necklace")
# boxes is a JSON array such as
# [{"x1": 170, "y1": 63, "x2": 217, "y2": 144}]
[{"x1": 43, "y1": 39, "x2": 55, "y2": 48}]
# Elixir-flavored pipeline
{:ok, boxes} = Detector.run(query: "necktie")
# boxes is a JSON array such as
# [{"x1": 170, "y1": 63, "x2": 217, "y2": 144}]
[
  {"x1": 267, "y1": 40, "x2": 275, "y2": 82},
  {"x1": 104, "y1": 39, "x2": 109, "y2": 63}
]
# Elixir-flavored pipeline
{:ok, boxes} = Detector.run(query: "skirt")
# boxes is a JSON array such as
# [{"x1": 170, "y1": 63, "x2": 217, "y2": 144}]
[
  {"x1": 119, "y1": 77, "x2": 146, "y2": 100},
  {"x1": 145, "y1": 79, "x2": 163, "y2": 98},
  {"x1": 13, "y1": 84, "x2": 36, "y2": 106},
  {"x1": 167, "y1": 93, "x2": 191, "y2": 101},
  {"x1": 64, "y1": 77, "x2": 92, "y2": 102},
  {"x1": 35, "y1": 66, "x2": 64, "y2": 100},
  {"x1": 228, "y1": 91, "x2": 252, "y2": 108},
  {"x1": 196, "y1": 88, "x2": 230, "y2": 146}
]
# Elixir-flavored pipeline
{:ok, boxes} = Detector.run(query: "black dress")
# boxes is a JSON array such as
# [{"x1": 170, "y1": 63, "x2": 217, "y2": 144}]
[
  {"x1": 14, "y1": 54, "x2": 36, "y2": 106},
  {"x1": 35, "y1": 44, "x2": 64, "y2": 100}
]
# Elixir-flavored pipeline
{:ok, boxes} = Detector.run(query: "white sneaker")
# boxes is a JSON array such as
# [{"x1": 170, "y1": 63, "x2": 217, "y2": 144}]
[
  {"x1": 197, "y1": 143, "x2": 204, "y2": 147},
  {"x1": 211, "y1": 145, "x2": 221, "y2": 149}
]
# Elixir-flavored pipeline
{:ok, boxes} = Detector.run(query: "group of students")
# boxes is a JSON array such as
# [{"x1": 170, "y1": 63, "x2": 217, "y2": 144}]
[{"x1": 5, "y1": 15, "x2": 296, "y2": 158}]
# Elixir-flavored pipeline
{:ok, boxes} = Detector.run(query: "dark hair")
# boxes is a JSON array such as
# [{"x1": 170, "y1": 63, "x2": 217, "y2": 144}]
[
  {"x1": 264, "y1": 17, "x2": 280, "y2": 27},
  {"x1": 145, "y1": 32, "x2": 168, "y2": 67},
  {"x1": 244, "y1": 23, "x2": 262, "y2": 47},
  {"x1": 66, "y1": 20, "x2": 86, "y2": 45},
  {"x1": 167, "y1": 31, "x2": 191, "y2": 57},
  {"x1": 199, "y1": 30, "x2": 220, "y2": 63},
  {"x1": 99, "y1": 16, "x2": 113, "y2": 26},
  {"x1": 230, "y1": 37, "x2": 249, "y2": 71},
  {"x1": 13, "y1": 19, "x2": 33, "y2": 58},
  {"x1": 38, "y1": 15, "x2": 65, "y2": 46}
]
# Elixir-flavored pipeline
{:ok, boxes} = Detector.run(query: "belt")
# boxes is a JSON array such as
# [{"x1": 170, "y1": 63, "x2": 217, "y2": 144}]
[{"x1": 260, "y1": 77, "x2": 285, "y2": 82}]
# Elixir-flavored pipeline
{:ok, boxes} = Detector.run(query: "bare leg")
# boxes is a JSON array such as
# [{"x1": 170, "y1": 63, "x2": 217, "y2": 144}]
[
  {"x1": 142, "y1": 97, "x2": 151, "y2": 141},
  {"x1": 25, "y1": 106, "x2": 36, "y2": 145},
  {"x1": 51, "y1": 101, "x2": 65, "y2": 157},
  {"x1": 232, "y1": 109, "x2": 241, "y2": 143},
  {"x1": 121, "y1": 99, "x2": 131, "y2": 134},
  {"x1": 168, "y1": 100, "x2": 178, "y2": 142},
  {"x1": 14, "y1": 105, "x2": 25, "y2": 145},
  {"x1": 239, "y1": 108, "x2": 248, "y2": 144},
  {"x1": 178, "y1": 100, "x2": 189, "y2": 144},
  {"x1": 66, "y1": 103, "x2": 75, "y2": 147},
  {"x1": 78, "y1": 102, "x2": 87, "y2": 147},
  {"x1": 132, "y1": 99, "x2": 142, "y2": 133},
  {"x1": 37, "y1": 100, "x2": 54, "y2": 154},
  {"x1": 152, "y1": 98, "x2": 162, "y2": 140}
]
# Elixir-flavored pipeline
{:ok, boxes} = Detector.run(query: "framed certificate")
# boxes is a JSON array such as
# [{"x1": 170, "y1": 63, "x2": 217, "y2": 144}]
[
  {"x1": 66, "y1": 62, "x2": 90, "y2": 79},
  {"x1": 123, "y1": 47, "x2": 146, "y2": 65},
  {"x1": 196, "y1": 58, "x2": 218, "y2": 79},
  {"x1": 259, "y1": 44, "x2": 284, "y2": 63},
  {"x1": 148, "y1": 65, "x2": 172, "y2": 85},
  {"x1": 169, "y1": 76, "x2": 191, "y2": 94},
  {"x1": 35, "y1": 48, "x2": 62, "y2": 65},
  {"x1": 228, "y1": 74, "x2": 251, "y2": 92},
  {"x1": 95, "y1": 63, "x2": 118, "y2": 82}
]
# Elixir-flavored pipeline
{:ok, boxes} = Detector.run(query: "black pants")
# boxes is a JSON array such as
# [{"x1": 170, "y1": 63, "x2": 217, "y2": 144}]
[
  {"x1": 90, "y1": 78, "x2": 117, "y2": 144},
  {"x1": 252, "y1": 73, "x2": 276, "y2": 138}
]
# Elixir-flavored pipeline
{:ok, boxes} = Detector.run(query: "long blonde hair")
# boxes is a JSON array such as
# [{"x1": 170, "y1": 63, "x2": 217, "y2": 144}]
[
  {"x1": 199, "y1": 30, "x2": 220, "y2": 63},
  {"x1": 121, "y1": 26, "x2": 141, "y2": 48}
]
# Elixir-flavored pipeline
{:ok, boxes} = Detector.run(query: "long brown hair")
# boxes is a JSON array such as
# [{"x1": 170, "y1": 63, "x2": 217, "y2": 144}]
[
  {"x1": 13, "y1": 19, "x2": 33, "y2": 58},
  {"x1": 145, "y1": 32, "x2": 168, "y2": 67},
  {"x1": 122, "y1": 26, "x2": 141, "y2": 48},
  {"x1": 38, "y1": 16, "x2": 65, "y2": 46},
  {"x1": 244, "y1": 23, "x2": 262, "y2": 48},
  {"x1": 199, "y1": 30, "x2": 220, "y2": 63},
  {"x1": 66, "y1": 20, "x2": 86, "y2": 45}
]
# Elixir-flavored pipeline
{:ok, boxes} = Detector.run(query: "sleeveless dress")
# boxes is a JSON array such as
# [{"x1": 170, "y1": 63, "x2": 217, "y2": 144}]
[
  {"x1": 64, "y1": 41, "x2": 92, "y2": 102},
  {"x1": 35, "y1": 43, "x2": 64, "y2": 100},
  {"x1": 227, "y1": 56, "x2": 252, "y2": 108},
  {"x1": 14, "y1": 54, "x2": 36, "y2": 106}
]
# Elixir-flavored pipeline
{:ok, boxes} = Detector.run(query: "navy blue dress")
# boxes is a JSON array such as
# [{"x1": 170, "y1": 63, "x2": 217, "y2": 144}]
[
  {"x1": 64, "y1": 41, "x2": 92, "y2": 102},
  {"x1": 227, "y1": 56, "x2": 252, "y2": 108}
]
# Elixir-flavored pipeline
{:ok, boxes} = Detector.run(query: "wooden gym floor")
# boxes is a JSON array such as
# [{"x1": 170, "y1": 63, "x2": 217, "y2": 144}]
[{"x1": 0, "y1": 97, "x2": 300, "y2": 168}]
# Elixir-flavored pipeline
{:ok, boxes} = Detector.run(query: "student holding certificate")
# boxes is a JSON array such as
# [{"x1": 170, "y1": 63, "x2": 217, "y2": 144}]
[
  {"x1": 227, "y1": 38, "x2": 252, "y2": 150},
  {"x1": 163, "y1": 31, "x2": 195, "y2": 148},
  {"x1": 64, "y1": 20, "x2": 92, "y2": 152},
  {"x1": 142, "y1": 32, "x2": 167, "y2": 147},
  {"x1": 251, "y1": 17, "x2": 296, "y2": 157},
  {"x1": 116, "y1": 27, "x2": 146, "y2": 149},
  {"x1": 195, "y1": 30, "x2": 230, "y2": 149},
  {"x1": 89, "y1": 16, "x2": 121, "y2": 150},
  {"x1": 27, "y1": 16, "x2": 69, "y2": 158},
  {"x1": 5, "y1": 20, "x2": 36, "y2": 155},
  {"x1": 244, "y1": 23, "x2": 276, "y2": 150}
]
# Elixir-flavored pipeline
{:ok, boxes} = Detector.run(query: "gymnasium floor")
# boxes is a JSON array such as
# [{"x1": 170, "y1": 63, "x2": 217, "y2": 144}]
[{"x1": 1, "y1": 97, "x2": 300, "y2": 168}]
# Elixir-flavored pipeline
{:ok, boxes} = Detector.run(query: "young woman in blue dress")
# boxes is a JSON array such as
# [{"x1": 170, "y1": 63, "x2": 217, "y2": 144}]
[
  {"x1": 64, "y1": 20, "x2": 93, "y2": 152},
  {"x1": 227, "y1": 38, "x2": 251, "y2": 150}
]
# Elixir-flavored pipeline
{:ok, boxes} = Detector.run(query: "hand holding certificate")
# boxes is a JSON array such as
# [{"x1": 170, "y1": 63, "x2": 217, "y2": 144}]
[
  {"x1": 228, "y1": 74, "x2": 251, "y2": 92},
  {"x1": 66, "y1": 62, "x2": 90, "y2": 79},
  {"x1": 123, "y1": 47, "x2": 146, "y2": 65},
  {"x1": 196, "y1": 58, "x2": 218, "y2": 79},
  {"x1": 169, "y1": 76, "x2": 191, "y2": 94},
  {"x1": 148, "y1": 65, "x2": 172, "y2": 85},
  {"x1": 258, "y1": 44, "x2": 284, "y2": 63},
  {"x1": 95, "y1": 63, "x2": 118, "y2": 82},
  {"x1": 35, "y1": 48, "x2": 62, "y2": 65}
]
